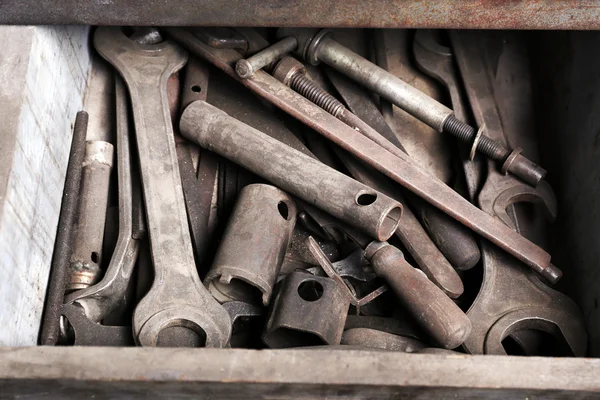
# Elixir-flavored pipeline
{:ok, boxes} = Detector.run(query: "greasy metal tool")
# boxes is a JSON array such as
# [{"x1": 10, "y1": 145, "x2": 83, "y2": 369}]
[
  {"x1": 324, "y1": 67, "x2": 480, "y2": 272},
  {"x1": 40, "y1": 111, "x2": 89, "y2": 345},
  {"x1": 60, "y1": 304, "x2": 134, "y2": 346},
  {"x1": 307, "y1": 234, "x2": 471, "y2": 349},
  {"x1": 180, "y1": 101, "x2": 403, "y2": 242},
  {"x1": 66, "y1": 140, "x2": 114, "y2": 293},
  {"x1": 277, "y1": 28, "x2": 546, "y2": 187},
  {"x1": 449, "y1": 30, "x2": 586, "y2": 355},
  {"x1": 306, "y1": 249, "x2": 374, "y2": 282},
  {"x1": 206, "y1": 184, "x2": 297, "y2": 306},
  {"x1": 263, "y1": 271, "x2": 350, "y2": 348},
  {"x1": 270, "y1": 57, "x2": 463, "y2": 297},
  {"x1": 168, "y1": 28, "x2": 562, "y2": 284},
  {"x1": 64, "y1": 77, "x2": 144, "y2": 323},
  {"x1": 94, "y1": 27, "x2": 231, "y2": 347},
  {"x1": 176, "y1": 57, "x2": 218, "y2": 266},
  {"x1": 236, "y1": 36, "x2": 297, "y2": 79},
  {"x1": 307, "y1": 235, "x2": 388, "y2": 310}
]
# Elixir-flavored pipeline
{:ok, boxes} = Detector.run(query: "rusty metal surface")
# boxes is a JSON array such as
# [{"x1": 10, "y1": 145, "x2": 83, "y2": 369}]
[
  {"x1": 449, "y1": 30, "x2": 587, "y2": 356},
  {"x1": 39, "y1": 111, "x2": 89, "y2": 346},
  {"x1": 169, "y1": 28, "x2": 560, "y2": 283},
  {"x1": 1, "y1": 1, "x2": 599, "y2": 29},
  {"x1": 180, "y1": 100, "x2": 403, "y2": 242},
  {"x1": 94, "y1": 27, "x2": 232, "y2": 347},
  {"x1": 263, "y1": 272, "x2": 350, "y2": 348},
  {"x1": 206, "y1": 184, "x2": 297, "y2": 306},
  {"x1": 64, "y1": 77, "x2": 143, "y2": 324}
]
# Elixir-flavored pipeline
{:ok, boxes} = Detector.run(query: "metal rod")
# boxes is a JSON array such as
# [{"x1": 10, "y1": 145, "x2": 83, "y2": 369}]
[
  {"x1": 236, "y1": 36, "x2": 298, "y2": 79},
  {"x1": 39, "y1": 111, "x2": 89, "y2": 345}
]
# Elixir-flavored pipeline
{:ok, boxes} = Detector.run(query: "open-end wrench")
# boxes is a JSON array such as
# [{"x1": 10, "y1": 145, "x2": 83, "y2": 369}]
[
  {"x1": 448, "y1": 30, "x2": 586, "y2": 355},
  {"x1": 64, "y1": 77, "x2": 144, "y2": 323},
  {"x1": 94, "y1": 27, "x2": 231, "y2": 347}
]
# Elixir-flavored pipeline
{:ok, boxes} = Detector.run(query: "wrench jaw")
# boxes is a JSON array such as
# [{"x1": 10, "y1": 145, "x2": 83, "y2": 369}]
[
  {"x1": 484, "y1": 309, "x2": 587, "y2": 356},
  {"x1": 134, "y1": 305, "x2": 232, "y2": 348}
]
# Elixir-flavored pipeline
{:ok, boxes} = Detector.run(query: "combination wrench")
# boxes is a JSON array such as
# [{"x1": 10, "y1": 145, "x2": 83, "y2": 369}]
[
  {"x1": 94, "y1": 27, "x2": 231, "y2": 347},
  {"x1": 415, "y1": 30, "x2": 586, "y2": 355}
]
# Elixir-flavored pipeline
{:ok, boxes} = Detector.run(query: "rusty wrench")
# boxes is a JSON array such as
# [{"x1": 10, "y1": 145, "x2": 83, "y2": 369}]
[
  {"x1": 417, "y1": 30, "x2": 585, "y2": 355},
  {"x1": 94, "y1": 27, "x2": 231, "y2": 347}
]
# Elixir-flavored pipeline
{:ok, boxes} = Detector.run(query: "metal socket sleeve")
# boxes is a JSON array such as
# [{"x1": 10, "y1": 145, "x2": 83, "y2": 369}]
[{"x1": 206, "y1": 184, "x2": 297, "y2": 306}]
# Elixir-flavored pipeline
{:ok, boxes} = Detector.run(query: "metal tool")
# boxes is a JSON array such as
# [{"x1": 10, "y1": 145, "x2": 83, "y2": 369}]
[
  {"x1": 266, "y1": 55, "x2": 463, "y2": 296},
  {"x1": 307, "y1": 231, "x2": 471, "y2": 349},
  {"x1": 448, "y1": 30, "x2": 586, "y2": 355},
  {"x1": 222, "y1": 301, "x2": 263, "y2": 348},
  {"x1": 168, "y1": 28, "x2": 562, "y2": 284},
  {"x1": 272, "y1": 54, "x2": 477, "y2": 274},
  {"x1": 40, "y1": 111, "x2": 89, "y2": 345},
  {"x1": 206, "y1": 184, "x2": 297, "y2": 306},
  {"x1": 66, "y1": 140, "x2": 114, "y2": 293},
  {"x1": 94, "y1": 27, "x2": 231, "y2": 347},
  {"x1": 341, "y1": 328, "x2": 426, "y2": 353},
  {"x1": 277, "y1": 28, "x2": 546, "y2": 187},
  {"x1": 307, "y1": 249, "x2": 374, "y2": 282},
  {"x1": 236, "y1": 36, "x2": 297, "y2": 79},
  {"x1": 176, "y1": 57, "x2": 219, "y2": 267},
  {"x1": 308, "y1": 236, "x2": 388, "y2": 310},
  {"x1": 180, "y1": 100, "x2": 403, "y2": 242},
  {"x1": 263, "y1": 271, "x2": 350, "y2": 348},
  {"x1": 323, "y1": 66, "x2": 480, "y2": 272},
  {"x1": 60, "y1": 304, "x2": 134, "y2": 346},
  {"x1": 64, "y1": 77, "x2": 144, "y2": 323}
]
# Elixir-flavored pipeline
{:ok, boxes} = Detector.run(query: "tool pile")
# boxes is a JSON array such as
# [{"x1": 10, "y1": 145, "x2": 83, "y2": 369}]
[{"x1": 40, "y1": 27, "x2": 587, "y2": 355}]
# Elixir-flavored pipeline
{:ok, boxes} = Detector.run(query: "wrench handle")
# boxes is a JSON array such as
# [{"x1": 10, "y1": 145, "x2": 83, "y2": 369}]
[{"x1": 366, "y1": 242, "x2": 472, "y2": 349}]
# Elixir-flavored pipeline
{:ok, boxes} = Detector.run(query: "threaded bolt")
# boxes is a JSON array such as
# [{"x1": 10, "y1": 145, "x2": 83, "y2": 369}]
[
  {"x1": 443, "y1": 115, "x2": 545, "y2": 186},
  {"x1": 273, "y1": 57, "x2": 346, "y2": 118}
]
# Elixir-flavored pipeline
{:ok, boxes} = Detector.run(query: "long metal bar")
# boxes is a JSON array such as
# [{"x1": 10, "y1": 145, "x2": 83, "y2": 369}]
[
  {"x1": 39, "y1": 111, "x2": 88, "y2": 345},
  {"x1": 169, "y1": 28, "x2": 561, "y2": 283}
]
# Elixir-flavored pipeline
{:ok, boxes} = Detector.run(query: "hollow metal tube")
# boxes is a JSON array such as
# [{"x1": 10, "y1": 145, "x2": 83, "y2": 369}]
[{"x1": 180, "y1": 100, "x2": 403, "y2": 242}]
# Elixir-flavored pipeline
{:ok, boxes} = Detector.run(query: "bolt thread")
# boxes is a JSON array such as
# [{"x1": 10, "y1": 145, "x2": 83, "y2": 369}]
[
  {"x1": 443, "y1": 116, "x2": 507, "y2": 160},
  {"x1": 289, "y1": 73, "x2": 345, "y2": 117}
]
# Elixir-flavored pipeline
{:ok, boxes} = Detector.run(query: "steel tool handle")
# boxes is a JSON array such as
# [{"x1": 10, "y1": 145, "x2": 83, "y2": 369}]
[{"x1": 365, "y1": 242, "x2": 472, "y2": 349}]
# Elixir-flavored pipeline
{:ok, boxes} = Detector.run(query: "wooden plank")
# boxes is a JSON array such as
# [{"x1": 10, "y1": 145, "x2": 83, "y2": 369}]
[
  {"x1": 0, "y1": 26, "x2": 91, "y2": 346},
  {"x1": 0, "y1": 347, "x2": 599, "y2": 398}
]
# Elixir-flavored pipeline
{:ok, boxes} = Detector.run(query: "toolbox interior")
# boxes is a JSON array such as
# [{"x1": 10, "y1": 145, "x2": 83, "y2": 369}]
[{"x1": 1, "y1": 25, "x2": 600, "y2": 396}]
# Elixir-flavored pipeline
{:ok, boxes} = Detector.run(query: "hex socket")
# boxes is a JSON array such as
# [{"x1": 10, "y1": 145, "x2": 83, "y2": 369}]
[
  {"x1": 365, "y1": 242, "x2": 472, "y2": 349},
  {"x1": 206, "y1": 184, "x2": 297, "y2": 306},
  {"x1": 180, "y1": 100, "x2": 402, "y2": 241}
]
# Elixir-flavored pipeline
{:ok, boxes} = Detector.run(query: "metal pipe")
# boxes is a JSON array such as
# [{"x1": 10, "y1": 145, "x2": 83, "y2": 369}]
[
  {"x1": 66, "y1": 140, "x2": 114, "y2": 293},
  {"x1": 180, "y1": 100, "x2": 403, "y2": 242}
]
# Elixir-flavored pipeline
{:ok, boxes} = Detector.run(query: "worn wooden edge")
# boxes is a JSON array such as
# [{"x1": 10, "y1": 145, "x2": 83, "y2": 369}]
[{"x1": 1, "y1": 347, "x2": 600, "y2": 392}]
